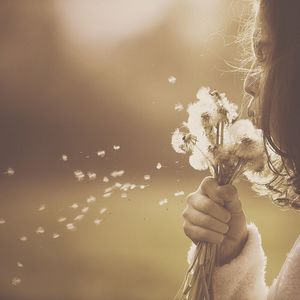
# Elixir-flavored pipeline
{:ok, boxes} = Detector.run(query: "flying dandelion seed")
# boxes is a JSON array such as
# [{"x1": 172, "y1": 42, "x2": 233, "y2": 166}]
[
  {"x1": 62, "y1": 154, "x2": 68, "y2": 161},
  {"x1": 58, "y1": 217, "x2": 67, "y2": 223},
  {"x1": 144, "y1": 175, "x2": 151, "y2": 180},
  {"x1": 168, "y1": 76, "x2": 176, "y2": 84},
  {"x1": 175, "y1": 103, "x2": 184, "y2": 111},
  {"x1": 140, "y1": 185, "x2": 146, "y2": 189},
  {"x1": 12, "y1": 277, "x2": 21, "y2": 286},
  {"x1": 100, "y1": 208, "x2": 108, "y2": 214},
  {"x1": 85, "y1": 155, "x2": 90, "y2": 159},
  {"x1": 87, "y1": 172, "x2": 96, "y2": 180},
  {"x1": 113, "y1": 145, "x2": 120, "y2": 150},
  {"x1": 17, "y1": 262, "x2": 23, "y2": 268},
  {"x1": 0, "y1": 218, "x2": 6, "y2": 224},
  {"x1": 36, "y1": 226, "x2": 45, "y2": 234},
  {"x1": 87, "y1": 195, "x2": 96, "y2": 203},
  {"x1": 74, "y1": 170, "x2": 85, "y2": 181},
  {"x1": 156, "y1": 162, "x2": 162, "y2": 169},
  {"x1": 103, "y1": 176, "x2": 109, "y2": 183},
  {"x1": 114, "y1": 182, "x2": 122, "y2": 188},
  {"x1": 66, "y1": 223, "x2": 76, "y2": 231},
  {"x1": 121, "y1": 193, "x2": 128, "y2": 198},
  {"x1": 52, "y1": 233, "x2": 60, "y2": 239},
  {"x1": 94, "y1": 219, "x2": 102, "y2": 225},
  {"x1": 19, "y1": 236, "x2": 27, "y2": 242},
  {"x1": 38, "y1": 204, "x2": 46, "y2": 211},
  {"x1": 81, "y1": 207, "x2": 89, "y2": 214},
  {"x1": 4, "y1": 167, "x2": 15, "y2": 176},
  {"x1": 103, "y1": 192, "x2": 112, "y2": 198},
  {"x1": 70, "y1": 203, "x2": 79, "y2": 209},
  {"x1": 74, "y1": 214, "x2": 84, "y2": 221},
  {"x1": 97, "y1": 150, "x2": 105, "y2": 157},
  {"x1": 159, "y1": 198, "x2": 168, "y2": 205},
  {"x1": 174, "y1": 191, "x2": 185, "y2": 197},
  {"x1": 111, "y1": 170, "x2": 125, "y2": 178}
]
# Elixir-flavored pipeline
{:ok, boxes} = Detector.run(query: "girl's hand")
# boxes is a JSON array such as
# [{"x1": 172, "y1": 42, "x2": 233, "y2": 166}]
[{"x1": 182, "y1": 176, "x2": 248, "y2": 266}]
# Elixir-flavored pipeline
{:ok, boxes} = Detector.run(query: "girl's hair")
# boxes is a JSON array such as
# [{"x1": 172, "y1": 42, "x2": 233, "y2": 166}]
[{"x1": 239, "y1": 0, "x2": 300, "y2": 208}]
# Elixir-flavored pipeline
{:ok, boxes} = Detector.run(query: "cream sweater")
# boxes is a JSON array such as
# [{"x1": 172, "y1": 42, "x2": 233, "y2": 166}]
[{"x1": 187, "y1": 223, "x2": 300, "y2": 300}]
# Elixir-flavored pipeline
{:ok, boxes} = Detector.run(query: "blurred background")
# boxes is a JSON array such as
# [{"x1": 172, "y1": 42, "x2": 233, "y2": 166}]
[{"x1": 1, "y1": 1, "x2": 300, "y2": 299}]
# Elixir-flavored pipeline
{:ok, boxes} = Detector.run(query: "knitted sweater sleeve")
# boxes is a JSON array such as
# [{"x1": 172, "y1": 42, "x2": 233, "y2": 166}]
[{"x1": 187, "y1": 223, "x2": 279, "y2": 300}]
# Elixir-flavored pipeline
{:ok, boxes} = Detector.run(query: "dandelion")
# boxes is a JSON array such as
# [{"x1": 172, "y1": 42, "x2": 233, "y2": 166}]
[
  {"x1": 103, "y1": 192, "x2": 112, "y2": 198},
  {"x1": 168, "y1": 76, "x2": 176, "y2": 84},
  {"x1": 0, "y1": 218, "x2": 6, "y2": 224},
  {"x1": 52, "y1": 233, "x2": 60, "y2": 239},
  {"x1": 36, "y1": 226, "x2": 45, "y2": 234},
  {"x1": 87, "y1": 172, "x2": 96, "y2": 180},
  {"x1": 81, "y1": 207, "x2": 89, "y2": 214},
  {"x1": 70, "y1": 203, "x2": 79, "y2": 209},
  {"x1": 103, "y1": 176, "x2": 109, "y2": 183},
  {"x1": 74, "y1": 214, "x2": 84, "y2": 221},
  {"x1": 159, "y1": 198, "x2": 168, "y2": 205},
  {"x1": 94, "y1": 219, "x2": 102, "y2": 225},
  {"x1": 113, "y1": 145, "x2": 120, "y2": 150},
  {"x1": 144, "y1": 174, "x2": 151, "y2": 180},
  {"x1": 62, "y1": 154, "x2": 68, "y2": 161},
  {"x1": 66, "y1": 223, "x2": 76, "y2": 231},
  {"x1": 171, "y1": 129, "x2": 197, "y2": 154},
  {"x1": 174, "y1": 191, "x2": 185, "y2": 197},
  {"x1": 156, "y1": 162, "x2": 162, "y2": 169},
  {"x1": 38, "y1": 204, "x2": 46, "y2": 211},
  {"x1": 19, "y1": 236, "x2": 28, "y2": 242},
  {"x1": 175, "y1": 103, "x2": 184, "y2": 111},
  {"x1": 17, "y1": 262, "x2": 23, "y2": 268},
  {"x1": 97, "y1": 150, "x2": 105, "y2": 157},
  {"x1": 4, "y1": 167, "x2": 15, "y2": 176},
  {"x1": 87, "y1": 195, "x2": 96, "y2": 203},
  {"x1": 100, "y1": 208, "x2": 108, "y2": 214},
  {"x1": 74, "y1": 170, "x2": 85, "y2": 181},
  {"x1": 12, "y1": 277, "x2": 21, "y2": 286},
  {"x1": 111, "y1": 170, "x2": 125, "y2": 178}
]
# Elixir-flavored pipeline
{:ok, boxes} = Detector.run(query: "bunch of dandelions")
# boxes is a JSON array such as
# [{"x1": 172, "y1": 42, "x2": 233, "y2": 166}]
[{"x1": 172, "y1": 87, "x2": 266, "y2": 300}]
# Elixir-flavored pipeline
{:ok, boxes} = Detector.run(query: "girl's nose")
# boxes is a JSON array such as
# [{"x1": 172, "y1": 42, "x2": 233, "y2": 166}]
[{"x1": 243, "y1": 64, "x2": 260, "y2": 98}]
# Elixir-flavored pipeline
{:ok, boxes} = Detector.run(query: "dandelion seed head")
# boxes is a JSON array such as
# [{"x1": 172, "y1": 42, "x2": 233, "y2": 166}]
[
  {"x1": 66, "y1": 223, "x2": 76, "y2": 231},
  {"x1": 174, "y1": 191, "x2": 185, "y2": 197},
  {"x1": 74, "y1": 170, "x2": 85, "y2": 181},
  {"x1": 159, "y1": 198, "x2": 168, "y2": 205},
  {"x1": 174, "y1": 103, "x2": 183, "y2": 111},
  {"x1": 12, "y1": 277, "x2": 21, "y2": 286},
  {"x1": 38, "y1": 204, "x2": 46, "y2": 211},
  {"x1": 74, "y1": 214, "x2": 84, "y2": 221},
  {"x1": 168, "y1": 76, "x2": 176, "y2": 84},
  {"x1": 97, "y1": 150, "x2": 105, "y2": 157},
  {"x1": 20, "y1": 236, "x2": 28, "y2": 242},
  {"x1": 62, "y1": 154, "x2": 68, "y2": 161},
  {"x1": 94, "y1": 218, "x2": 102, "y2": 225},
  {"x1": 188, "y1": 146, "x2": 209, "y2": 171},
  {"x1": 87, "y1": 195, "x2": 96, "y2": 203},
  {"x1": 111, "y1": 170, "x2": 125, "y2": 178},
  {"x1": 144, "y1": 174, "x2": 151, "y2": 180},
  {"x1": 52, "y1": 233, "x2": 60, "y2": 239},
  {"x1": 36, "y1": 226, "x2": 45, "y2": 234},
  {"x1": 81, "y1": 207, "x2": 89, "y2": 213},
  {"x1": 87, "y1": 172, "x2": 96, "y2": 180},
  {"x1": 171, "y1": 129, "x2": 190, "y2": 154},
  {"x1": 100, "y1": 208, "x2": 108, "y2": 214},
  {"x1": 5, "y1": 167, "x2": 15, "y2": 176}
]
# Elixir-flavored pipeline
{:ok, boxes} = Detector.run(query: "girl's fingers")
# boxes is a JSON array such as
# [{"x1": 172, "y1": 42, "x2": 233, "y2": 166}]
[
  {"x1": 187, "y1": 193, "x2": 231, "y2": 223},
  {"x1": 183, "y1": 220, "x2": 224, "y2": 244},
  {"x1": 200, "y1": 176, "x2": 243, "y2": 214},
  {"x1": 182, "y1": 208, "x2": 229, "y2": 234}
]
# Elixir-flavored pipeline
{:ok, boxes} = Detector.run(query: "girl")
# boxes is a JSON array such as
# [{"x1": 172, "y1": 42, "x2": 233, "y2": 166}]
[{"x1": 182, "y1": 1, "x2": 300, "y2": 299}]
